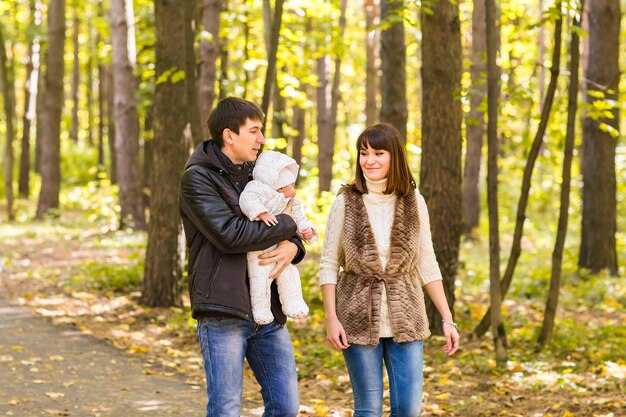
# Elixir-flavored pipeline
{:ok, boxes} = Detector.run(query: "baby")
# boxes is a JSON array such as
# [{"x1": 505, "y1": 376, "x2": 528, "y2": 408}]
[{"x1": 240, "y1": 150, "x2": 318, "y2": 324}]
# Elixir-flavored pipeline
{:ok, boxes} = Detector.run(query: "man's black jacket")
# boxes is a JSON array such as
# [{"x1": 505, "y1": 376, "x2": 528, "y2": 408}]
[{"x1": 179, "y1": 140, "x2": 305, "y2": 323}]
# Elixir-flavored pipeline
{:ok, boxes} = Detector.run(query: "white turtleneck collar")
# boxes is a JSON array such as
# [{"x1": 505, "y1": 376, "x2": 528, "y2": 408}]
[{"x1": 365, "y1": 177, "x2": 388, "y2": 195}]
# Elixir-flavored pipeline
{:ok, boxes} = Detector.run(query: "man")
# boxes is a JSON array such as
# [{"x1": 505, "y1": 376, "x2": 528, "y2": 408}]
[{"x1": 179, "y1": 97, "x2": 303, "y2": 416}]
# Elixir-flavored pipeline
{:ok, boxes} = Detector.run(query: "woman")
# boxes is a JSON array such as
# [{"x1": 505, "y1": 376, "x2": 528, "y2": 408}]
[{"x1": 320, "y1": 123, "x2": 460, "y2": 417}]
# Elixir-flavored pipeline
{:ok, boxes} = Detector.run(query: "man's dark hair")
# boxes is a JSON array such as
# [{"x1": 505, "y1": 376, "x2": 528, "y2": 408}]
[{"x1": 207, "y1": 97, "x2": 264, "y2": 147}]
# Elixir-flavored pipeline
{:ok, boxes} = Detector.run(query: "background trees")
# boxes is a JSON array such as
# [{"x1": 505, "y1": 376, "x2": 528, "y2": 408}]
[{"x1": 0, "y1": 0, "x2": 623, "y2": 347}]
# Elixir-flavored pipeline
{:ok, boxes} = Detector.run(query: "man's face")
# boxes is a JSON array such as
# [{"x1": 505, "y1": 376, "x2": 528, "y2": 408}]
[{"x1": 223, "y1": 118, "x2": 265, "y2": 164}]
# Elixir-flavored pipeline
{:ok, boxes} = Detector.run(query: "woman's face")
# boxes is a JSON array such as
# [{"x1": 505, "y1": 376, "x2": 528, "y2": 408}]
[{"x1": 359, "y1": 144, "x2": 391, "y2": 181}]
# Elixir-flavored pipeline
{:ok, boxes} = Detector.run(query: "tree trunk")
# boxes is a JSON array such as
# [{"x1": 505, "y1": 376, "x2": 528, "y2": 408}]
[
  {"x1": 579, "y1": 0, "x2": 620, "y2": 275},
  {"x1": 260, "y1": 0, "x2": 284, "y2": 129},
  {"x1": 143, "y1": 105, "x2": 154, "y2": 190},
  {"x1": 316, "y1": 53, "x2": 330, "y2": 192},
  {"x1": 316, "y1": 0, "x2": 346, "y2": 194},
  {"x1": 538, "y1": 1, "x2": 583, "y2": 349},
  {"x1": 184, "y1": 0, "x2": 203, "y2": 146},
  {"x1": 141, "y1": 0, "x2": 189, "y2": 307},
  {"x1": 364, "y1": 0, "x2": 380, "y2": 127},
  {"x1": 19, "y1": 29, "x2": 40, "y2": 199},
  {"x1": 97, "y1": 0, "x2": 105, "y2": 167},
  {"x1": 36, "y1": 0, "x2": 66, "y2": 219},
  {"x1": 242, "y1": 0, "x2": 250, "y2": 98},
  {"x1": 380, "y1": 0, "x2": 406, "y2": 141},
  {"x1": 474, "y1": 2, "x2": 563, "y2": 338},
  {"x1": 292, "y1": 102, "x2": 305, "y2": 175},
  {"x1": 198, "y1": 0, "x2": 221, "y2": 139},
  {"x1": 105, "y1": 66, "x2": 117, "y2": 184},
  {"x1": 0, "y1": 22, "x2": 16, "y2": 221},
  {"x1": 34, "y1": 38, "x2": 46, "y2": 175},
  {"x1": 538, "y1": 0, "x2": 545, "y2": 105},
  {"x1": 70, "y1": 8, "x2": 80, "y2": 142},
  {"x1": 110, "y1": 0, "x2": 146, "y2": 229},
  {"x1": 420, "y1": 0, "x2": 463, "y2": 335},
  {"x1": 85, "y1": 21, "x2": 94, "y2": 147},
  {"x1": 485, "y1": 0, "x2": 506, "y2": 365},
  {"x1": 462, "y1": 0, "x2": 487, "y2": 237}
]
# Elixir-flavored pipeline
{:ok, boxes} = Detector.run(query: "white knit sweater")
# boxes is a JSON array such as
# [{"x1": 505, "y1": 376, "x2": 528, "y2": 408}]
[{"x1": 320, "y1": 178, "x2": 443, "y2": 338}]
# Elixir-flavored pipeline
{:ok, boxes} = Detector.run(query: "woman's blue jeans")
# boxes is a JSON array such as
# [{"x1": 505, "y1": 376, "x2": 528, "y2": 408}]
[
  {"x1": 342, "y1": 338, "x2": 424, "y2": 417},
  {"x1": 197, "y1": 316, "x2": 299, "y2": 417}
]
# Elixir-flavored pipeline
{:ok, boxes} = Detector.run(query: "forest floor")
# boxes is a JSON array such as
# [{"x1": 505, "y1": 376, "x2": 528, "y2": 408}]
[{"x1": 0, "y1": 218, "x2": 624, "y2": 417}]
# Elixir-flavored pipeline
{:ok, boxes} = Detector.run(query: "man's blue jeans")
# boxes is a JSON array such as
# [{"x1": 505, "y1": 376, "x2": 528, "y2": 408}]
[
  {"x1": 342, "y1": 338, "x2": 424, "y2": 417},
  {"x1": 197, "y1": 316, "x2": 299, "y2": 417}
]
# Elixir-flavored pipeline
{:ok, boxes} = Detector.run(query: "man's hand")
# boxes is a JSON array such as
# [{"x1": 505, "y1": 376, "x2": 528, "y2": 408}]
[
  {"x1": 258, "y1": 240, "x2": 298, "y2": 279},
  {"x1": 258, "y1": 211, "x2": 278, "y2": 227}
]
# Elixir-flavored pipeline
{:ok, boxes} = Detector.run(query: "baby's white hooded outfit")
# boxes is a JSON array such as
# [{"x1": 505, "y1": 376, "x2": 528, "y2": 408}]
[{"x1": 240, "y1": 150, "x2": 317, "y2": 324}]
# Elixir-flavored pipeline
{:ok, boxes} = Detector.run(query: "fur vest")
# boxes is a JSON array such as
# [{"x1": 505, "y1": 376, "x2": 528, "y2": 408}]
[{"x1": 336, "y1": 185, "x2": 431, "y2": 345}]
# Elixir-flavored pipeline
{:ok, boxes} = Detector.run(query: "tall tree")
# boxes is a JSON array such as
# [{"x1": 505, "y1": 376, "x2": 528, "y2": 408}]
[
  {"x1": 198, "y1": 0, "x2": 221, "y2": 138},
  {"x1": 96, "y1": 0, "x2": 106, "y2": 168},
  {"x1": 0, "y1": 21, "x2": 16, "y2": 221},
  {"x1": 141, "y1": 0, "x2": 189, "y2": 307},
  {"x1": 106, "y1": 67, "x2": 117, "y2": 183},
  {"x1": 462, "y1": 0, "x2": 487, "y2": 237},
  {"x1": 36, "y1": 0, "x2": 66, "y2": 219},
  {"x1": 538, "y1": 1, "x2": 583, "y2": 349},
  {"x1": 485, "y1": 0, "x2": 506, "y2": 364},
  {"x1": 184, "y1": 0, "x2": 203, "y2": 145},
  {"x1": 316, "y1": 0, "x2": 346, "y2": 194},
  {"x1": 34, "y1": 41, "x2": 45, "y2": 175},
  {"x1": 69, "y1": 3, "x2": 80, "y2": 142},
  {"x1": 380, "y1": 0, "x2": 406, "y2": 141},
  {"x1": 260, "y1": 0, "x2": 284, "y2": 128},
  {"x1": 110, "y1": 0, "x2": 146, "y2": 229},
  {"x1": 19, "y1": 0, "x2": 41, "y2": 198},
  {"x1": 420, "y1": 0, "x2": 463, "y2": 335},
  {"x1": 364, "y1": 0, "x2": 380, "y2": 126},
  {"x1": 474, "y1": 2, "x2": 563, "y2": 338},
  {"x1": 579, "y1": 0, "x2": 620, "y2": 275}
]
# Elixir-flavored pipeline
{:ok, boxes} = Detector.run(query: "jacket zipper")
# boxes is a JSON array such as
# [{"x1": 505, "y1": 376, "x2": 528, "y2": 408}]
[{"x1": 206, "y1": 255, "x2": 222, "y2": 297}]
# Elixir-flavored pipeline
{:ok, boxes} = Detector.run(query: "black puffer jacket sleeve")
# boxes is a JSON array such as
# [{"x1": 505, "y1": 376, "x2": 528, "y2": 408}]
[{"x1": 180, "y1": 165, "x2": 299, "y2": 254}]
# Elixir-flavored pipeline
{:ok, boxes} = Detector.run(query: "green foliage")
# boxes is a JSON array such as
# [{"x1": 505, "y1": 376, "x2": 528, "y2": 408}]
[{"x1": 65, "y1": 253, "x2": 144, "y2": 293}]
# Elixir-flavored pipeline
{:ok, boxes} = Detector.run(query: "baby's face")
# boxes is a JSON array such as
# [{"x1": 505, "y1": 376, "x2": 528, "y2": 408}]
[{"x1": 277, "y1": 183, "x2": 296, "y2": 198}]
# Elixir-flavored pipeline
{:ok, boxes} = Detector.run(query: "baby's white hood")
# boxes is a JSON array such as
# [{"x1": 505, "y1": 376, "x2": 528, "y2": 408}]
[{"x1": 253, "y1": 150, "x2": 299, "y2": 189}]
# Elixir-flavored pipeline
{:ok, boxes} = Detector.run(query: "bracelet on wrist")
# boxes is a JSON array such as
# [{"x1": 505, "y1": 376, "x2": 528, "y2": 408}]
[{"x1": 442, "y1": 320, "x2": 458, "y2": 330}]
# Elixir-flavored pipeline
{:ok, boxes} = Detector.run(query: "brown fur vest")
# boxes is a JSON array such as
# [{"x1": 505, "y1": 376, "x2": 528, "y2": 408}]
[{"x1": 336, "y1": 185, "x2": 430, "y2": 345}]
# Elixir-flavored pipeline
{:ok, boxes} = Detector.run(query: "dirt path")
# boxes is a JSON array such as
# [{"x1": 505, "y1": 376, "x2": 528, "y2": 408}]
[{"x1": 0, "y1": 296, "x2": 263, "y2": 417}]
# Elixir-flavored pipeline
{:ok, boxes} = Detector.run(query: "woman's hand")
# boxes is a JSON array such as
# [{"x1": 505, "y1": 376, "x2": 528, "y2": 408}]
[
  {"x1": 442, "y1": 321, "x2": 460, "y2": 355},
  {"x1": 326, "y1": 317, "x2": 350, "y2": 350}
]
